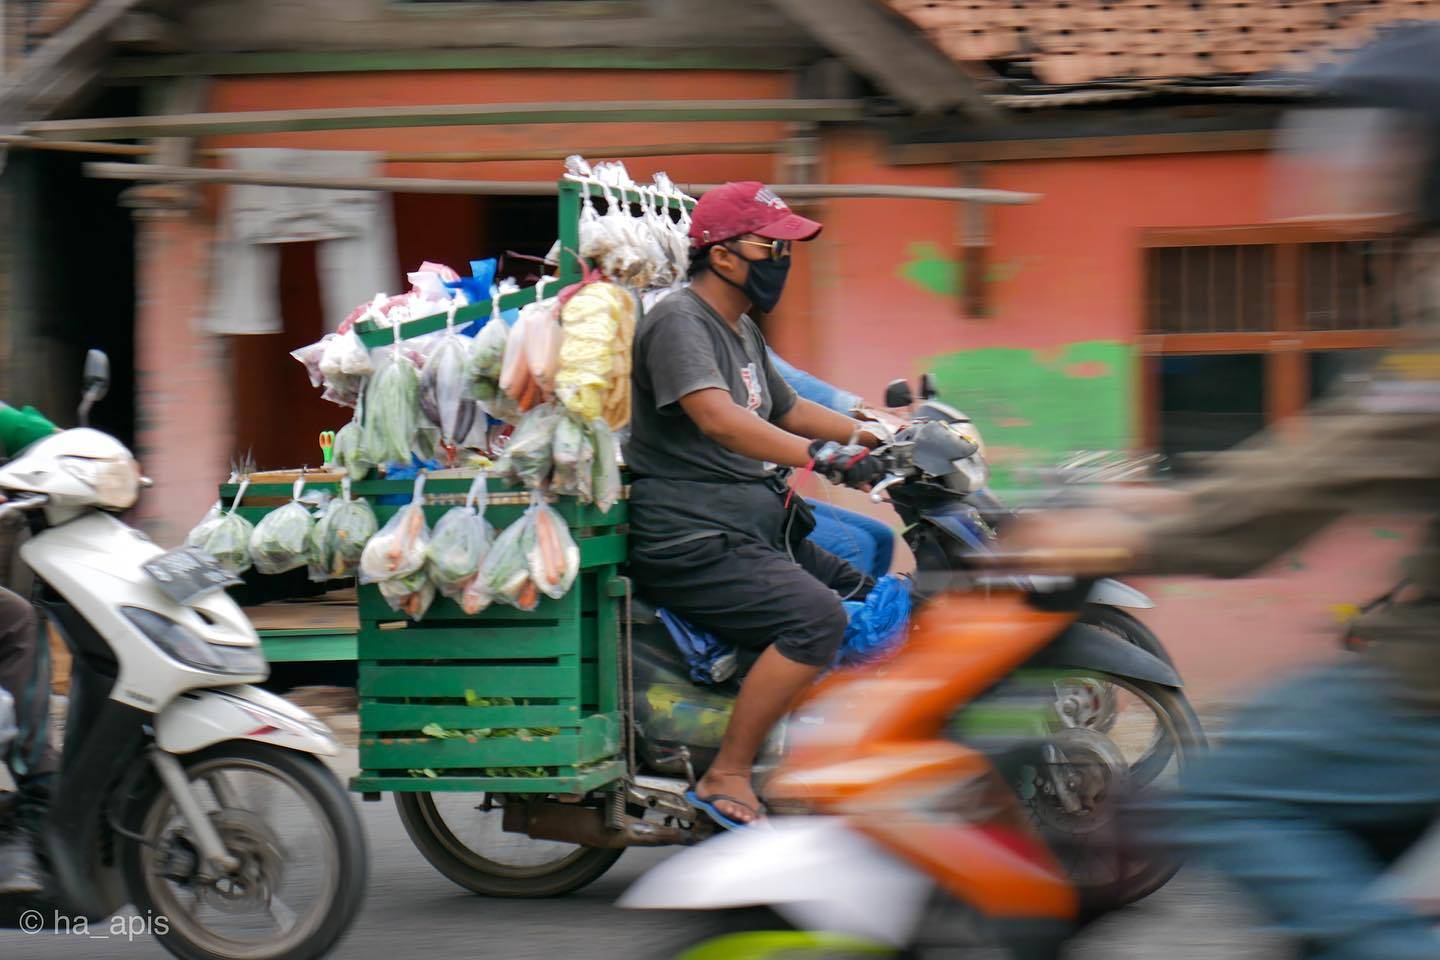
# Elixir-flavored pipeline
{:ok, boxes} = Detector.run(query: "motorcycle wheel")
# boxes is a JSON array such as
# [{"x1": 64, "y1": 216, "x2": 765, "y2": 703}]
[
  {"x1": 1023, "y1": 675, "x2": 1205, "y2": 914},
  {"x1": 120, "y1": 742, "x2": 367, "y2": 960},
  {"x1": 1078, "y1": 604, "x2": 1175, "y2": 667},
  {"x1": 394, "y1": 792, "x2": 623, "y2": 897}
]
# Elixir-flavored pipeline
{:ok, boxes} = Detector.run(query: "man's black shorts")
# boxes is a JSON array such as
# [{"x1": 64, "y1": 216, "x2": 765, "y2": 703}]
[{"x1": 628, "y1": 532, "x2": 872, "y2": 668}]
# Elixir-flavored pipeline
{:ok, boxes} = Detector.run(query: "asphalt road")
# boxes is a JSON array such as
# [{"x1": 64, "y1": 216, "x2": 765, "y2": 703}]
[{"x1": 0, "y1": 782, "x2": 1286, "y2": 960}]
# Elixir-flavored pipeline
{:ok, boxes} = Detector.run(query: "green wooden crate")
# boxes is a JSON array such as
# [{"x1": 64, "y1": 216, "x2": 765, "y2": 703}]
[{"x1": 220, "y1": 476, "x2": 629, "y2": 795}]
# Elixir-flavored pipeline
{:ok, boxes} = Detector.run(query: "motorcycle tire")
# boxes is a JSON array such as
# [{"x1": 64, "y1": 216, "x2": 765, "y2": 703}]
[
  {"x1": 394, "y1": 792, "x2": 623, "y2": 897},
  {"x1": 120, "y1": 742, "x2": 367, "y2": 960}
]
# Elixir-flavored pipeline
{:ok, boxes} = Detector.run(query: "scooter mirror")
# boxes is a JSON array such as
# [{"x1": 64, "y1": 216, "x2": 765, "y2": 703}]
[
  {"x1": 83, "y1": 349, "x2": 111, "y2": 401},
  {"x1": 78, "y1": 349, "x2": 110, "y2": 426},
  {"x1": 918, "y1": 372, "x2": 937, "y2": 400},
  {"x1": 884, "y1": 378, "x2": 914, "y2": 409}
]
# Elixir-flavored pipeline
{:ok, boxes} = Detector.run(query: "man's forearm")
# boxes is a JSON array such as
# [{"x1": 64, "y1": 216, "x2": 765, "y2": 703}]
[{"x1": 777, "y1": 398, "x2": 869, "y2": 446}]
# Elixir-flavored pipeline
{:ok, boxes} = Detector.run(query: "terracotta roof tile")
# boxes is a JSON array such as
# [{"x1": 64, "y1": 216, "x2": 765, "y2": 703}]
[{"x1": 888, "y1": 0, "x2": 1440, "y2": 85}]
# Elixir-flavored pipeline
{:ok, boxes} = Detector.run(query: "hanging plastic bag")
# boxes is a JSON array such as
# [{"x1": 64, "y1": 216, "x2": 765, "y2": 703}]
[
  {"x1": 332, "y1": 415, "x2": 371, "y2": 481},
  {"x1": 379, "y1": 570, "x2": 435, "y2": 622},
  {"x1": 186, "y1": 500, "x2": 225, "y2": 550},
  {"x1": 363, "y1": 322, "x2": 422, "y2": 467},
  {"x1": 191, "y1": 480, "x2": 254, "y2": 575},
  {"x1": 499, "y1": 305, "x2": 546, "y2": 413},
  {"x1": 588, "y1": 419, "x2": 623, "y2": 514},
  {"x1": 527, "y1": 499, "x2": 580, "y2": 601},
  {"x1": 477, "y1": 508, "x2": 539, "y2": 611},
  {"x1": 419, "y1": 302, "x2": 479, "y2": 453},
  {"x1": 521, "y1": 279, "x2": 563, "y2": 393},
  {"x1": 577, "y1": 178, "x2": 608, "y2": 261},
  {"x1": 360, "y1": 473, "x2": 430, "y2": 585},
  {"x1": 468, "y1": 318, "x2": 508, "y2": 405},
  {"x1": 496, "y1": 403, "x2": 560, "y2": 488},
  {"x1": 426, "y1": 472, "x2": 494, "y2": 601},
  {"x1": 308, "y1": 477, "x2": 378, "y2": 581},
  {"x1": 552, "y1": 414, "x2": 594, "y2": 503},
  {"x1": 250, "y1": 478, "x2": 315, "y2": 576},
  {"x1": 557, "y1": 280, "x2": 637, "y2": 428}
]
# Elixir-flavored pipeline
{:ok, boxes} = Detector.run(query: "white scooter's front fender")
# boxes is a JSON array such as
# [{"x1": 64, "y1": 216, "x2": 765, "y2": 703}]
[
  {"x1": 620, "y1": 816, "x2": 932, "y2": 946},
  {"x1": 155, "y1": 685, "x2": 339, "y2": 757},
  {"x1": 1087, "y1": 578, "x2": 1154, "y2": 609}
]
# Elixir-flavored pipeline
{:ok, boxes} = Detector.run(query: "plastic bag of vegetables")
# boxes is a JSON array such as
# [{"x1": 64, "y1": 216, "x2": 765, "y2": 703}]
[
  {"x1": 307, "y1": 478, "x2": 378, "y2": 581},
  {"x1": 419, "y1": 303, "x2": 479, "y2": 452},
  {"x1": 379, "y1": 570, "x2": 435, "y2": 622},
  {"x1": 360, "y1": 474, "x2": 433, "y2": 618},
  {"x1": 495, "y1": 404, "x2": 560, "y2": 489},
  {"x1": 588, "y1": 419, "x2": 623, "y2": 514},
  {"x1": 499, "y1": 308, "x2": 545, "y2": 413},
  {"x1": 552, "y1": 414, "x2": 594, "y2": 503},
  {"x1": 528, "y1": 500, "x2": 580, "y2": 600},
  {"x1": 426, "y1": 473, "x2": 494, "y2": 603},
  {"x1": 363, "y1": 325, "x2": 422, "y2": 467},
  {"x1": 476, "y1": 508, "x2": 539, "y2": 611},
  {"x1": 520, "y1": 284, "x2": 563, "y2": 393},
  {"x1": 188, "y1": 479, "x2": 254, "y2": 575},
  {"x1": 332, "y1": 415, "x2": 371, "y2": 481},
  {"x1": 468, "y1": 316, "x2": 508, "y2": 405},
  {"x1": 249, "y1": 478, "x2": 315, "y2": 576}
]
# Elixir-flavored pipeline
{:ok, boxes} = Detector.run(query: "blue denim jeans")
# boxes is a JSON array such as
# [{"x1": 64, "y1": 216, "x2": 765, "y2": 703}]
[
  {"x1": 808, "y1": 501, "x2": 894, "y2": 581},
  {"x1": 1173, "y1": 660, "x2": 1440, "y2": 959}
]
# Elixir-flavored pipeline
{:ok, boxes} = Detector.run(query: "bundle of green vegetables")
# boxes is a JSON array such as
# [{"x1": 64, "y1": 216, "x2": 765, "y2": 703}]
[
  {"x1": 307, "y1": 478, "x2": 379, "y2": 581},
  {"x1": 187, "y1": 479, "x2": 254, "y2": 575},
  {"x1": 363, "y1": 344, "x2": 422, "y2": 467},
  {"x1": 249, "y1": 478, "x2": 315, "y2": 576},
  {"x1": 426, "y1": 473, "x2": 494, "y2": 610}
]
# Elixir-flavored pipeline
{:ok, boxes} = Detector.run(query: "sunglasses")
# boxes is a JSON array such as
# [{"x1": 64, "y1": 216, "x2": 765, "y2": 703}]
[{"x1": 727, "y1": 238, "x2": 792, "y2": 261}]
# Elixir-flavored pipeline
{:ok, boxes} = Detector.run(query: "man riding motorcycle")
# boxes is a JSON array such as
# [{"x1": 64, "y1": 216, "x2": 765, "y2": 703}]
[
  {"x1": 0, "y1": 401, "x2": 60, "y2": 895},
  {"x1": 1013, "y1": 27, "x2": 1440, "y2": 958},
  {"x1": 624, "y1": 181, "x2": 885, "y2": 828}
]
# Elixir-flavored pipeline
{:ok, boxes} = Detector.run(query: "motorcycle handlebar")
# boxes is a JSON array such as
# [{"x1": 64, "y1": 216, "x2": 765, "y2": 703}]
[{"x1": 0, "y1": 494, "x2": 49, "y2": 520}]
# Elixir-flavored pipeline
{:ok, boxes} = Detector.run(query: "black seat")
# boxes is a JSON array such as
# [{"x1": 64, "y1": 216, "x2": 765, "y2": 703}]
[{"x1": 628, "y1": 595, "x2": 659, "y2": 625}]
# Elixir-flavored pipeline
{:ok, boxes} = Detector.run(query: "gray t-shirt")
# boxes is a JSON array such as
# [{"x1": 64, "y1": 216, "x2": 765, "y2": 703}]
[{"x1": 624, "y1": 288, "x2": 799, "y2": 547}]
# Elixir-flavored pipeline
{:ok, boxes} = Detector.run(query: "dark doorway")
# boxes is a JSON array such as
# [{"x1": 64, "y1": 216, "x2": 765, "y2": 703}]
[{"x1": 1159, "y1": 353, "x2": 1266, "y2": 470}]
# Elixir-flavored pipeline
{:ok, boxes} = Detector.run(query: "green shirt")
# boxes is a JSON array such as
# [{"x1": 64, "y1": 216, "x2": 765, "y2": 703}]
[{"x1": 0, "y1": 403, "x2": 58, "y2": 458}]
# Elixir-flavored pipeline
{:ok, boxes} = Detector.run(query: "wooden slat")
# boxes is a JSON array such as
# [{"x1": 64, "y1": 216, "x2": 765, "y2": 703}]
[
  {"x1": 358, "y1": 584, "x2": 581, "y2": 624},
  {"x1": 358, "y1": 660, "x2": 581, "y2": 699},
  {"x1": 360, "y1": 717, "x2": 617, "y2": 769},
  {"x1": 1139, "y1": 330, "x2": 1402, "y2": 355},
  {"x1": 359, "y1": 703, "x2": 586, "y2": 733},
  {"x1": 350, "y1": 759, "x2": 626, "y2": 795},
  {"x1": 35, "y1": 99, "x2": 864, "y2": 140},
  {"x1": 260, "y1": 631, "x2": 357, "y2": 663},
  {"x1": 358, "y1": 621, "x2": 597, "y2": 661}
]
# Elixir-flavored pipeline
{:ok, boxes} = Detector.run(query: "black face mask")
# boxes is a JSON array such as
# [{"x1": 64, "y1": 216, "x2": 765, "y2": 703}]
[{"x1": 717, "y1": 251, "x2": 791, "y2": 313}]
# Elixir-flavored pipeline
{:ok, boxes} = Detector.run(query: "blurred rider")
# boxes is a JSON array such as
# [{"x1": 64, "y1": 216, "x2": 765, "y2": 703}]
[
  {"x1": 0, "y1": 401, "x2": 59, "y2": 894},
  {"x1": 1014, "y1": 26, "x2": 1440, "y2": 959}
]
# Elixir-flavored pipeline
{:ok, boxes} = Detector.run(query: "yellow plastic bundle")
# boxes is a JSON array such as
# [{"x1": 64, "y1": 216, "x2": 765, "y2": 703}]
[{"x1": 556, "y1": 281, "x2": 637, "y2": 428}]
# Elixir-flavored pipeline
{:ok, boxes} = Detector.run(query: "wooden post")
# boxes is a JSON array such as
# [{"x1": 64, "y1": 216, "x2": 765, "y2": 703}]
[{"x1": 1269, "y1": 243, "x2": 1309, "y2": 426}]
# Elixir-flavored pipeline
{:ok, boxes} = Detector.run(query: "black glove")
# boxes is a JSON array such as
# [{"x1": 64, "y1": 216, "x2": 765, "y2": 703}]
[{"x1": 808, "y1": 440, "x2": 885, "y2": 488}]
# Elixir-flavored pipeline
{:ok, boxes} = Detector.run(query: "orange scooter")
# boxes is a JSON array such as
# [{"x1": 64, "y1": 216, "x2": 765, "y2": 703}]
[{"x1": 622, "y1": 569, "x2": 1203, "y2": 959}]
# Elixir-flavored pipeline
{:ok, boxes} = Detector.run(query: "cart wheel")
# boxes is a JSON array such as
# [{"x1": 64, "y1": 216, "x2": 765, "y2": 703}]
[{"x1": 395, "y1": 793, "x2": 623, "y2": 898}]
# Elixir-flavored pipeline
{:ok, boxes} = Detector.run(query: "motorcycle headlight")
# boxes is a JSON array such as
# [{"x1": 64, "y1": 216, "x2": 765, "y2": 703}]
[
  {"x1": 60, "y1": 455, "x2": 140, "y2": 510},
  {"x1": 122, "y1": 607, "x2": 268, "y2": 677}
]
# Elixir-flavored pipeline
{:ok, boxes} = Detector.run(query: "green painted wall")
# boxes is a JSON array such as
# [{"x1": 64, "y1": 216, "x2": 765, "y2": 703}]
[{"x1": 925, "y1": 340, "x2": 1135, "y2": 490}]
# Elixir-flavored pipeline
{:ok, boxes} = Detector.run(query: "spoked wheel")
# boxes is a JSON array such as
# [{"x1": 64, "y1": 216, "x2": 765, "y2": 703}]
[
  {"x1": 1019, "y1": 675, "x2": 1205, "y2": 912},
  {"x1": 1065, "y1": 606, "x2": 1191, "y2": 786},
  {"x1": 121, "y1": 743, "x2": 367, "y2": 960},
  {"x1": 394, "y1": 792, "x2": 622, "y2": 897}
]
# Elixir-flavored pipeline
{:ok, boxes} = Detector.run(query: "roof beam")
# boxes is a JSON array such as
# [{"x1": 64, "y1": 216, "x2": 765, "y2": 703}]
[
  {"x1": 26, "y1": 98, "x2": 864, "y2": 141},
  {"x1": 82, "y1": 161, "x2": 1040, "y2": 204},
  {"x1": 768, "y1": 0, "x2": 995, "y2": 118}
]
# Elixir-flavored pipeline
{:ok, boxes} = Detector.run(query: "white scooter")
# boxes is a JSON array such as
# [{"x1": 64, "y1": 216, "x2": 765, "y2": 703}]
[{"x1": 0, "y1": 351, "x2": 366, "y2": 960}]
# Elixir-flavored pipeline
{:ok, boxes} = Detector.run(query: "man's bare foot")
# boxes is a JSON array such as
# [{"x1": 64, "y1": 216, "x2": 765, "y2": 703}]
[{"x1": 694, "y1": 768, "x2": 764, "y2": 824}]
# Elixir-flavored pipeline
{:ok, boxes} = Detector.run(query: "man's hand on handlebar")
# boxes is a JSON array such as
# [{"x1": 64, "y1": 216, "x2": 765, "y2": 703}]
[{"x1": 808, "y1": 440, "x2": 886, "y2": 490}]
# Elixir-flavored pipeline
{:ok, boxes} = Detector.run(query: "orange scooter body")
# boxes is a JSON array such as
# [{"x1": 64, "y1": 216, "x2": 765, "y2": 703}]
[{"x1": 766, "y1": 592, "x2": 1082, "y2": 921}]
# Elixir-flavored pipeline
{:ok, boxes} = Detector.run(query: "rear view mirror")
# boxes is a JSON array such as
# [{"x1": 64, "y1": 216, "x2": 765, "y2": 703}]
[
  {"x1": 78, "y1": 349, "x2": 110, "y2": 426},
  {"x1": 919, "y1": 372, "x2": 937, "y2": 400},
  {"x1": 884, "y1": 379, "x2": 914, "y2": 409}
]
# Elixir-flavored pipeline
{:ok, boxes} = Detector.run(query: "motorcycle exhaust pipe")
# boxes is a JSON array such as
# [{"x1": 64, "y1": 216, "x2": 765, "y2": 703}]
[{"x1": 502, "y1": 799, "x2": 693, "y2": 848}]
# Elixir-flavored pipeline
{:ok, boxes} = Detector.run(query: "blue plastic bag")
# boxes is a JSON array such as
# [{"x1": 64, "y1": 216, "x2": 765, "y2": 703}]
[
  {"x1": 657, "y1": 609, "x2": 738, "y2": 685},
  {"x1": 838, "y1": 575, "x2": 913, "y2": 666}
]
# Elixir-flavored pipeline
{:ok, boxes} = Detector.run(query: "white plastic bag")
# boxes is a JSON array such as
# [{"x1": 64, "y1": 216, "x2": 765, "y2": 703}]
[
  {"x1": 528, "y1": 499, "x2": 580, "y2": 601},
  {"x1": 360, "y1": 473, "x2": 430, "y2": 585},
  {"x1": 250, "y1": 478, "x2": 315, "y2": 576},
  {"x1": 419, "y1": 302, "x2": 480, "y2": 451},
  {"x1": 426, "y1": 473, "x2": 494, "y2": 603},
  {"x1": 191, "y1": 479, "x2": 254, "y2": 575}
]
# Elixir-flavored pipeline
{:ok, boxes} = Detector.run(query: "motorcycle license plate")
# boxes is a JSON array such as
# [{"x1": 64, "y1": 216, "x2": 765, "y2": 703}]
[{"x1": 143, "y1": 546, "x2": 242, "y2": 604}]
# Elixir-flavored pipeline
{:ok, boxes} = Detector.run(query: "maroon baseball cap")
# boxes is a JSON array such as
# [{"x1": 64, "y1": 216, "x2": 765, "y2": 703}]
[{"x1": 688, "y1": 181, "x2": 822, "y2": 247}]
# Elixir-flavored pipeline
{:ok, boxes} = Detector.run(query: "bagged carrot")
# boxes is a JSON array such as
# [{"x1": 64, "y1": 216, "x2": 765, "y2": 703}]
[
  {"x1": 527, "y1": 500, "x2": 579, "y2": 601},
  {"x1": 360, "y1": 472, "x2": 430, "y2": 609},
  {"x1": 477, "y1": 507, "x2": 539, "y2": 611}
]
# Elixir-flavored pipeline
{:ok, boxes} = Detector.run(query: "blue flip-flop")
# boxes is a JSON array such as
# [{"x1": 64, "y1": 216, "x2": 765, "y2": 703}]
[{"x1": 684, "y1": 789, "x2": 765, "y2": 831}]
